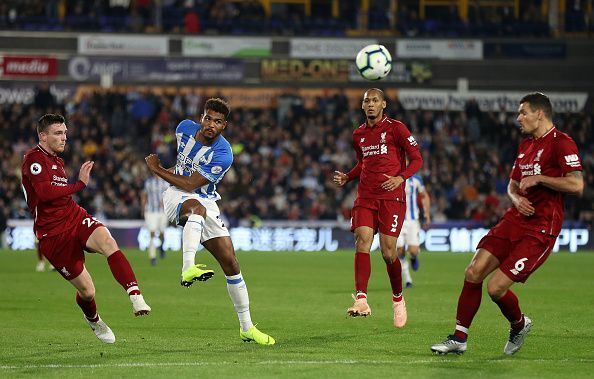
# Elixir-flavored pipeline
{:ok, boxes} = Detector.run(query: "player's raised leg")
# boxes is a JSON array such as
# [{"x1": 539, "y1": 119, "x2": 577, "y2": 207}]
[
  {"x1": 178, "y1": 199, "x2": 214, "y2": 287},
  {"x1": 347, "y1": 226, "x2": 374, "y2": 317},
  {"x1": 431, "y1": 248, "x2": 499, "y2": 354},
  {"x1": 85, "y1": 226, "x2": 151, "y2": 316},
  {"x1": 70, "y1": 268, "x2": 115, "y2": 343},
  {"x1": 203, "y1": 236, "x2": 275, "y2": 345}
]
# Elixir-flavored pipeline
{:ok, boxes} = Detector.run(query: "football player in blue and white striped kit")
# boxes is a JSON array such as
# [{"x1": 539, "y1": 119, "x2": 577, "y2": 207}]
[
  {"x1": 145, "y1": 98, "x2": 275, "y2": 345},
  {"x1": 141, "y1": 175, "x2": 170, "y2": 265},
  {"x1": 396, "y1": 174, "x2": 431, "y2": 288}
]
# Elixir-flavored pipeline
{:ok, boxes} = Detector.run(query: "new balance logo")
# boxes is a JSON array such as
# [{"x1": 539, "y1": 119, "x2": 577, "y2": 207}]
[
  {"x1": 564, "y1": 154, "x2": 580, "y2": 167},
  {"x1": 518, "y1": 153, "x2": 525, "y2": 158},
  {"x1": 407, "y1": 136, "x2": 418, "y2": 146},
  {"x1": 360, "y1": 138, "x2": 365, "y2": 143},
  {"x1": 51, "y1": 165, "x2": 58, "y2": 170},
  {"x1": 61, "y1": 267, "x2": 71, "y2": 277}
]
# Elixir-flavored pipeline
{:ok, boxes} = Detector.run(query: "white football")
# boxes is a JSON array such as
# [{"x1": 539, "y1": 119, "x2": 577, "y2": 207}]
[{"x1": 355, "y1": 44, "x2": 392, "y2": 81}]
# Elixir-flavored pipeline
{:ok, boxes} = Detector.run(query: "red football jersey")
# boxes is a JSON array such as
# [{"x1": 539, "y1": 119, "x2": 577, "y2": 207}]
[
  {"x1": 347, "y1": 116, "x2": 423, "y2": 200},
  {"x1": 21, "y1": 145, "x2": 87, "y2": 239},
  {"x1": 504, "y1": 127, "x2": 583, "y2": 236}
]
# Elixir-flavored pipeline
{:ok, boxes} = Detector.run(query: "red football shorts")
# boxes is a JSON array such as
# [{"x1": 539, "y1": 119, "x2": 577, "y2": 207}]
[
  {"x1": 351, "y1": 198, "x2": 406, "y2": 237},
  {"x1": 477, "y1": 218, "x2": 556, "y2": 283},
  {"x1": 39, "y1": 212, "x2": 105, "y2": 281}
]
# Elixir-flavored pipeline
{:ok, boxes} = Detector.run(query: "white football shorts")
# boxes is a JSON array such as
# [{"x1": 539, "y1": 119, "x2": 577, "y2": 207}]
[
  {"x1": 162, "y1": 186, "x2": 230, "y2": 242},
  {"x1": 397, "y1": 219, "x2": 421, "y2": 248},
  {"x1": 144, "y1": 212, "x2": 168, "y2": 233}
]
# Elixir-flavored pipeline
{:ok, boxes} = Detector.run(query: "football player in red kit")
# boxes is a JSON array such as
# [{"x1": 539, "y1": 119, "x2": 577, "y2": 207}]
[
  {"x1": 333, "y1": 88, "x2": 423, "y2": 328},
  {"x1": 21, "y1": 114, "x2": 151, "y2": 344},
  {"x1": 431, "y1": 93, "x2": 584, "y2": 355}
]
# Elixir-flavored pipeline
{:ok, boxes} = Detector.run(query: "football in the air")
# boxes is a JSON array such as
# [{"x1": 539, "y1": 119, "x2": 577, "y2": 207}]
[{"x1": 355, "y1": 44, "x2": 392, "y2": 81}]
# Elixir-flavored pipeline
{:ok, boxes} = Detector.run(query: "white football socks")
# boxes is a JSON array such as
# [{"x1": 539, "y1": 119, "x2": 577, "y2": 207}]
[
  {"x1": 226, "y1": 272, "x2": 253, "y2": 332},
  {"x1": 148, "y1": 234, "x2": 157, "y2": 260},
  {"x1": 182, "y1": 214, "x2": 204, "y2": 272},
  {"x1": 400, "y1": 256, "x2": 412, "y2": 285}
]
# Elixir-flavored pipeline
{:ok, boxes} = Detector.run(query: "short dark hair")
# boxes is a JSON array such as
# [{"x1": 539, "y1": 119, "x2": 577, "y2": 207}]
[
  {"x1": 37, "y1": 114, "x2": 65, "y2": 134},
  {"x1": 520, "y1": 92, "x2": 553, "y2": 120},
  {"x1": 365, "y1": 88, "x2": 385, "y2": 101},
  {"x1": 204, "y1": 98, "x2": 230, "y2": 119}
]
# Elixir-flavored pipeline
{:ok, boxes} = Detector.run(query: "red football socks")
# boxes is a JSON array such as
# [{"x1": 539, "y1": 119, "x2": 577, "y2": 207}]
[
  {"x1": 386, "y1": 258, "x2": 403, "y2": 297},
  {"x1": 76, "y1": 292, "x2": 99, "y2": 322},
  {"x1": 107, "y1": 250, "x2": 141, "y2": 296},
  {"x1": 454, "y1": 280, "x2": 483, "y2": 340},
  {"x1": 494, "y1": 289, "x2": 524, "y2": 331},
  {"x1": 354, "y1": 252, "x2": 371, "y2": 297}
]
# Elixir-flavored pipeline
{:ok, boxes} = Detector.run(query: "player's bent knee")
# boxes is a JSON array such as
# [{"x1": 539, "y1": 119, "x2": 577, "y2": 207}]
[
  {"x1": 78, "y1": 287, "x2": 95, "y2": 300},
  {"x1": 487, "y1": 286, "x2": 505, "y2": 300},
  {"x1": 464, "y1": 266, "x2": 484, "y2": 283}
]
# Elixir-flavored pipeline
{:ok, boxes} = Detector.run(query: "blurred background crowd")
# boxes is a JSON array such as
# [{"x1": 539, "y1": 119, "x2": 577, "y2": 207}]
[
  {"x1": 0, "y1": 0, "x2": 591, "y2": 36},
  {"x1": 1, "y1": 87, "x2": 592, "y2": 229}
]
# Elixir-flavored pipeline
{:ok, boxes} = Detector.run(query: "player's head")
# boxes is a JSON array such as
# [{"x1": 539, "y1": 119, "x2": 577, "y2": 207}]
[
  {"x1": 37, "y1": 114, "x2": 67, "y2": 154},
  {"x1": 200, "y1": 98, "x2": 230, "y2": 142},
  {"x1": 362, "y1": 88, "x2": 386, "y2": 123},
  {"x1": 517, "y1": 92, "x2": 553, "y2": 136}
]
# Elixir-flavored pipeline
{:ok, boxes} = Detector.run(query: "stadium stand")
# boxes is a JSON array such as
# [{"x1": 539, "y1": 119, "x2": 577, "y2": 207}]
[
  {"x1": 1, "y1": 88, "x2": 592, "y2": 228},
  {"x1": 0, "y1": 0, "x2": 590, "y2": 36}
]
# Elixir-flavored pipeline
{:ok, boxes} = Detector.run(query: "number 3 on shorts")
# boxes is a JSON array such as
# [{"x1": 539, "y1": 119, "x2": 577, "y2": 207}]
[{"x1": 390, "y1": 215, "x2": 399, "y2": 233}]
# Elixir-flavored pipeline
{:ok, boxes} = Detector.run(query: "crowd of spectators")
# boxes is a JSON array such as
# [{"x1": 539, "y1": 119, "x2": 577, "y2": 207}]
[
  {"x1": 0, "y1": 0, "x2": 590, "y2": 36},
  {"x1": 1, "y1": 87, "x2": 593, "y2": 230}
]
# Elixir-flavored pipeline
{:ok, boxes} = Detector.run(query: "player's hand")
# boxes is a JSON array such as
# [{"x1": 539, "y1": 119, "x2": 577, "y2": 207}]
[
  {"x1": 512, "y1": 195, "x2": 535, "y2": 216},
  {"x1": 78, "y1": 161, "x2": 94, "y2": 185},
  {"x1": 333, "y1": 171, "x2": 348, "y2": 187},
  {"x1": 145, "y1": 154, "x2": 161, "y2": 172},
  {"x1": 519, "y1": 175, "x2": 541, "y2": 192},
  {"x1": 381, "y1": 174, "x2": 404, "y2": 191}
]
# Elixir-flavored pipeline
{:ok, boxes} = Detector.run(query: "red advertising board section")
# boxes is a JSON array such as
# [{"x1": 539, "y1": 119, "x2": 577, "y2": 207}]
[{"x1": 0, "y1": 56, "x2": 57, "y2": 78}]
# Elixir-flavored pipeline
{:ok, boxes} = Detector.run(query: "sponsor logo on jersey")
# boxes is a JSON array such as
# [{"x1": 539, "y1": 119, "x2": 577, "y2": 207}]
[
  {"x1": 51, "y1": 174, "x2": 68, "y2": 187},
  {"x1": 361, "y1": 144, "x2": 388, "y2": 157},
  {"x1": 30, "y1": 162, "x2": 42, "y2": 175},
  {"x1": 564, "y1": 154, "x2": 581, "y2": 167},
  {"x1": 407, "y1": 135, "x2": 418, "y2": 146},
  {"x1": 211, "y1": 165, "x2": 222, "y2": 174},
  {"x1": 533, "y1": 163, "x2": 541, "y2": 175}
]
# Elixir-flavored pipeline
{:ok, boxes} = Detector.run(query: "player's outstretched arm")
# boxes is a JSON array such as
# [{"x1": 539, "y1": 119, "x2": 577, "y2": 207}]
[
  {"x1": 145, "y1": 154, "x2": 209, "y2": 192},
  {"x1": 520, "y1": 171, "x2": 584, "y2": 197},
  {"x1": 508, "y1": 179, "x2": 535, "y2": 216}
]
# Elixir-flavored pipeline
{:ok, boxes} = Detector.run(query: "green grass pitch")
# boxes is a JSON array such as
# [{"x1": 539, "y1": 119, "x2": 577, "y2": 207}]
[{"x1": 1, "y1": 249, "x2": 593, "y2": 378}]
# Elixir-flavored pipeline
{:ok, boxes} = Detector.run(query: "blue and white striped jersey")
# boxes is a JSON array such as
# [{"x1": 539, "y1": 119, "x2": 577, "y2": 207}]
[
  {"x1": 404, "y1": 175, "x2": 425, "y2": 221},
  {"x1": 144, "y1": 176, "x2": 169, "y2": 213},
  {"x1": 174, "y1": 119, "x2": 233, "y2": 201}
]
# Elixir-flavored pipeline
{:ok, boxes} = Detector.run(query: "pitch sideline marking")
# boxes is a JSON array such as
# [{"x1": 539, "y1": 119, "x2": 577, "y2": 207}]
[{"x1": 2, "y1": 358, "x2": 594, "y2": 370}]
